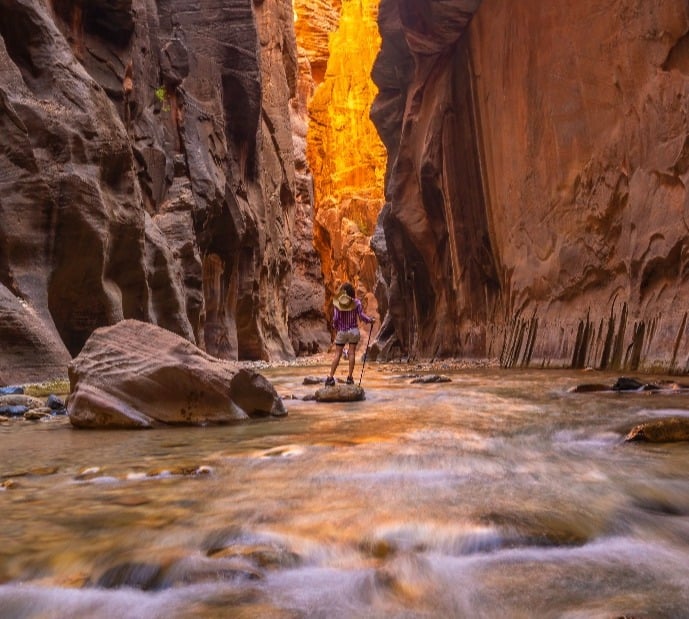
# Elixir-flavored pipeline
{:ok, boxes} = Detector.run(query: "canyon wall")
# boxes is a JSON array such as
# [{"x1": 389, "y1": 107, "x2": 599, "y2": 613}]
[
  {"x1": 372, "y1": 0, "x2": 689, "y2": 372},
  {"x1": 301, "y1": 0, "x2": 386, "y2": 326},
  {"x1": 288, "y1": 0, "x2": 340, "y2": 356},
  {"x1": 0, "y1": 0, "x2": 301, "y2": 382}
]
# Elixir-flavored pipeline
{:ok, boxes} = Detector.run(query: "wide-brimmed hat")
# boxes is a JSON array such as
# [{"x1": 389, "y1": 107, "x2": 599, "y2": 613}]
[{"x1": 333, "y1": 292, "x2": 355, "y2": 311}]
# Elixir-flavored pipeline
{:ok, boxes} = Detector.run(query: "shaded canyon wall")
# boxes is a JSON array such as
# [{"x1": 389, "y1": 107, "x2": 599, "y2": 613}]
[
  {"x1": 0, "y1": 0, "x2": 304, "y2": 382},
  {"x1": 372, "y1": 0, "x2": 689, "y2": 372}
]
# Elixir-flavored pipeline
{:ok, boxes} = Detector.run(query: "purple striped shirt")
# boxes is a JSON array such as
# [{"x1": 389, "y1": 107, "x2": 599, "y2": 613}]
[{"x1": 333, "y1": 299, "x2": 373, "y2": 332}]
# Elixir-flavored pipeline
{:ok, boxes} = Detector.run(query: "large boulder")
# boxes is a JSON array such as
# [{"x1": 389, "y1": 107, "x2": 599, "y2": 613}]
[{"x1": 67, "y1": 320, "x2": 286, "y2": 429}]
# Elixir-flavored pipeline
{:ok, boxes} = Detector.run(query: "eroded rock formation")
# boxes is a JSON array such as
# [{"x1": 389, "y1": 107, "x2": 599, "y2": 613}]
[
  {"x1": 372, "y1": 0, "x2": 689, "y2": 372},
  {"x1": 68, "y1": 320, "x2": 285, "y2": 428},
  {"x1": 0, "y1": 0, "x2": 299, "y2": 382}
]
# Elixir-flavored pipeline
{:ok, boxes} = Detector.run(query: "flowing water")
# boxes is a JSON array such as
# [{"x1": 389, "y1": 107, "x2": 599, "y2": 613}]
[{"x1": 2, "y1": 364, "x2": 689, "y2": 618}]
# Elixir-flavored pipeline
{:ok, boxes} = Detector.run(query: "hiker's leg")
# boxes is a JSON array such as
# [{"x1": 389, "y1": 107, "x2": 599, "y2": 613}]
[
  {"x1": 329, "y1": 345, "x2": 344, "y2": 378},
  {"x1": 347, "y1": 343, "x2": 357, "y2": 379}
]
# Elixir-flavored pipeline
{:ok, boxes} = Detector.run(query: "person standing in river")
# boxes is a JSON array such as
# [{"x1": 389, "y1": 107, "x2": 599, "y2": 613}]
[{"x1": 325, "y1": 282, "x2": 374, "y2": 386}]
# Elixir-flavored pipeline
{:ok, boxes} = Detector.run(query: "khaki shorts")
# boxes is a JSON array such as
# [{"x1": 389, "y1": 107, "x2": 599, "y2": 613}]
[{"x1": 335, "y1": 327, "x2": 360, "y2": 346}]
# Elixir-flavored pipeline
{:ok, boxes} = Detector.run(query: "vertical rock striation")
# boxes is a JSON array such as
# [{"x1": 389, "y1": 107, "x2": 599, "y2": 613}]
[
  {"x1": 0, "y1": 0, "x2": 299, "y2": 381},
  {"x1": 372, "y1": 0, "x2": 689, "y2": 372}
]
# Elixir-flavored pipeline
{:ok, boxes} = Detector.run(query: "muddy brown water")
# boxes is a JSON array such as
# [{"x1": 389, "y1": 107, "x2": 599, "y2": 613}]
[{"x1": 2, "y1": 364, "x2": 689, "y2": 618}]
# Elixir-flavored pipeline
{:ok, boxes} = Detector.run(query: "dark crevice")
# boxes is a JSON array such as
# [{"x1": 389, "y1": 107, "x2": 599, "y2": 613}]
[{"x1": 662, "y1": 29, "x2": 689, "y2": 76}]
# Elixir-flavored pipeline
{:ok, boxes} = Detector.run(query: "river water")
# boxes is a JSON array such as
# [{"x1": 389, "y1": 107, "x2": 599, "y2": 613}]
[{"x1": 2, "y1": 363, "x2": 689, "y2": 618}]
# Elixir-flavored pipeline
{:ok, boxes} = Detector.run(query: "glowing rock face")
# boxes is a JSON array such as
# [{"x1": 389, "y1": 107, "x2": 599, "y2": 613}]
[{"x1": 294, "y1": 0, "x2": 386, "y2": 319}]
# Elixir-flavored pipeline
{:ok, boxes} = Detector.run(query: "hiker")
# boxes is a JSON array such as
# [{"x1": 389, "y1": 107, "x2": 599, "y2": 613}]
[{"x1": 325, "y1": 282, "x2": 374, "y2": 386}]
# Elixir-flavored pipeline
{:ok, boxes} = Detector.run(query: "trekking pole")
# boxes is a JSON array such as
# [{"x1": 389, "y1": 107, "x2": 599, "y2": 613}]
[{"x1": 358, "y1": 322, "x2": 375, "y2": 387}]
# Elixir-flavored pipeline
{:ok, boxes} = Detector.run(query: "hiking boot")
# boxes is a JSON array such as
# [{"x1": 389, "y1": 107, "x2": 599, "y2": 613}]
[
  {"x1": 325, "y1": 376, "x2": 336, "y2": 386},
  {"x1": 346, "y1": 376, "x2": 354, "y2": 385}
]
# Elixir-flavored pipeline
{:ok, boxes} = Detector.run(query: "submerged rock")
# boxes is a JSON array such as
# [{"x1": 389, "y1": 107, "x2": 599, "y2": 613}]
[
  {"x1": 410, "y1": 375, "x2": 452, "y2": 384},
  {"x1": 95, "y1": 562, "x2": 164, "y2": 591},
  {"x1": 570, "y1": 376, "x2": 689, "y2": 394},
  {"x1": 315, "y1": 384, "x2": 365, "y2": 402},
  {"x1": 68, "y1": 320, "x2": 285, "y2": 428},
  {"x1": 612, "y1": 377, "x2": 659, "y2": 392},
  {"x1": 568, "y1": 383, "x2": 611, "y2": 393},
  {"x1": 624, "y1": 417, "x2": 689, "y2": 443}
]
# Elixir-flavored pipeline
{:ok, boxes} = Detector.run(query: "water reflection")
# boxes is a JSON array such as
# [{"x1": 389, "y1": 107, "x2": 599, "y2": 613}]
[{"x1": 2, "y1": 365, "x2": 689, "y2": 617}]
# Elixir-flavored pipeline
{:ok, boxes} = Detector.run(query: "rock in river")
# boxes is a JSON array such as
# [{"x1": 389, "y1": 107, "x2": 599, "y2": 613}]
[
  {"x1": 68, "y1": 320, "x2": 286, "y2": 428},
  {"x1": 624, "y1": 417, "x2": 689, "y2": 443},
  {"x1": 315, "y1": 384, "x2": 365, "y2": 402},
  {"x1": 0, "y1": 394, "x2": 45, "y2": 416}
]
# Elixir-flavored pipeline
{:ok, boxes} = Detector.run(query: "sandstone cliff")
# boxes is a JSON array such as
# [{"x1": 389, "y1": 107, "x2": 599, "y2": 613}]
[
  {"x1": 372, "y1": 0, "x2": 689, "y2": 372},
  {"x1": 0, "y1": 0, "x2": 300, "y2": 382},
  {"x1": 288, "y1": 0, "x2": 337, "y2": 356},
  {"x1": 298, "y1": 0, "x2": 386, "y2": 326}
]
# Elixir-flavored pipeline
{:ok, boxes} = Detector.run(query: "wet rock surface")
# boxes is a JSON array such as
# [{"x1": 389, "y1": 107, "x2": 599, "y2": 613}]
[
  {"x1": 302, "y1": 376, "x2": 325, "y2": 385},
  {"x1": 567, "y1": 374, "x2": 689, "y2": 443},
  {"x1": 625, "y1": 417, "x2": 689, "y2": 444},
  {"x1": 569, "y1": 376, "x2": 689, "y2": 394},
  {"x1": 315, "y1": 383, "x2": 366, "y2": 402},
  {"x1": 0, "y1": 394, "x2": 62, "y2": 419}
]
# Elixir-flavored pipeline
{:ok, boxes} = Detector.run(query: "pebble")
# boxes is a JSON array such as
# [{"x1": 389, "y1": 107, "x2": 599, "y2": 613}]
[
  {"x1": 46, "y1": 394, "x2": 65, "y2": 410},
  {"x1": 302, "y1": 376, "x2": 324, "y2": 385},
  {"x1": 24, "y1": 407, "x2": 53, "y2": 420},
  {"x1": 75, "y1": 466, "x2": 102, "y2": 480}
]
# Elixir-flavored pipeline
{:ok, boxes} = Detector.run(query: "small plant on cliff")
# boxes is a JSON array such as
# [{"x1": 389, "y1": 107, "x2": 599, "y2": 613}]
[{"x1": 154, "y1": 85, "x2": 170, "y2": 112}]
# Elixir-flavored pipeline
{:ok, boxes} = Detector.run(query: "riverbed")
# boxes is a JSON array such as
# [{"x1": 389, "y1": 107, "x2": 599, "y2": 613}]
[{"x1": 2, "y1": 364, "x2": 689, "y2": 618}]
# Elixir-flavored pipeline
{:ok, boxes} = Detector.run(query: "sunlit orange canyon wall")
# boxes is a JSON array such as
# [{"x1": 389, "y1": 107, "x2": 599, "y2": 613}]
[{"x1": 294, "y1": 0, "x2": 387, "y2": 324}]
